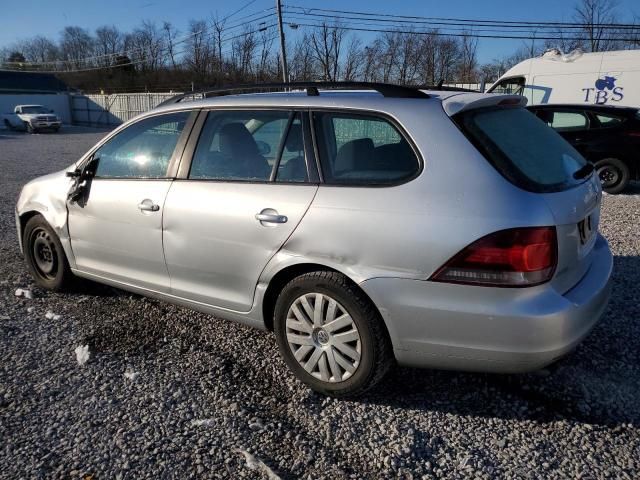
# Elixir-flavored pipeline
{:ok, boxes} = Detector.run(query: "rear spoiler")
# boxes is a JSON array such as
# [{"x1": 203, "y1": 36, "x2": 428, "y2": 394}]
[{"x1": 441, "y1": 94, "x2": 527, "y2": 116}]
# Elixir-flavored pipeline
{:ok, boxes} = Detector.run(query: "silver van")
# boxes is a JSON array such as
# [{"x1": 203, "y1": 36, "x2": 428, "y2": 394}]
[{"x1": 16, "y1": 83, "x2": 613, "y2": 396}]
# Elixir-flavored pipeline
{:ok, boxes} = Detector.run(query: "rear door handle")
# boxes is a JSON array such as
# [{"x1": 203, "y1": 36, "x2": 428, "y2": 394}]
[
  {"x1": 138, "y1": 200, "x2": 160, "y2": 212},
  {"x1": 255, "y1": 213, "x2": 288, "y2": 224}
]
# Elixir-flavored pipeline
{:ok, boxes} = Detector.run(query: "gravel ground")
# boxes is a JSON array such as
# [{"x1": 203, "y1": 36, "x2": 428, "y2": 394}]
[{"x1": 1, "y1": 127, "x2": 639, "y2": 479}]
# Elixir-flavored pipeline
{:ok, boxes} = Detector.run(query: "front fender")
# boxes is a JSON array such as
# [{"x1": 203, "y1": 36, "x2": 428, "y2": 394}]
[{"x1": 16, "y1": 169, "x2": 76, "y2": 267}]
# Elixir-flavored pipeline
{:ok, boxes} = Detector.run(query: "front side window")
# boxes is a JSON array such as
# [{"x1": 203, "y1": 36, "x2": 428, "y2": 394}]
[
  {"x1": 313, "y1": 112, "x2": 419, "y2": 185},
  {"x1": 189, "y1": 110, "x2": 297, "y2": 181},
  {"x1": 490, "y1": 77, "x2": 525, "y2": 95},
  {"x1": 455, "y1": 106, "x2": 588, "y2": 192},
  {"x1": 94, "y1": 111, "x2": 190, "y2": 178}
]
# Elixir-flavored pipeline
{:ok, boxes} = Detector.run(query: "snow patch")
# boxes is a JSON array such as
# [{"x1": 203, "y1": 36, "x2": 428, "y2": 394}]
[
  {"x1": 124, "y1": 370, "x2": 140, "y2": 381},
  {"x1": 15, "y1": 288, "x2": 34, "y2": 299},
  {"x1": 74, "y1": 345, "x2": 90, "y2": 366},
  {"x1": 234, "y1": 448, "x2": 281, "y2": 479},
  {"x1": 191, "y1": 418, "x2": 215, "y2": 427}
]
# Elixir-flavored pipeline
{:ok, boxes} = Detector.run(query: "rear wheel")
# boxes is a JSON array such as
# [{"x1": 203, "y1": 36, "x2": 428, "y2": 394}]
[
  {"x1": 274, "y1": 271, "x2": 393, "y2": 397},
  {"x1": 3, "y1": 119, "x2": 13, "y2": 131},
  {"x1": 595, "y1": 158, "x2": 630, "y2": 194},
  {"x1": 23, "y1": 215, "x2": 73, "y2": 291}
]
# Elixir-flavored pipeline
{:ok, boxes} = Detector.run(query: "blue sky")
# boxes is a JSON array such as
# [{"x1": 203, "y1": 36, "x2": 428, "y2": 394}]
[{"x1": 2, "y1": 0, "x2": 639, "y2": 64}]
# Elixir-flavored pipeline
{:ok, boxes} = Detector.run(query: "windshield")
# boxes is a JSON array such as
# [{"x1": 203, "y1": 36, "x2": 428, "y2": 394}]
[
  {"x1": 489, "y1": 77, "x2": 524, "y2": 95},
  {"x1": 454, "y1": 106, "x2": 589, "y2": 193},
  {"x1": 21, "y1": 106, "x2": 49, "y2": 114}
]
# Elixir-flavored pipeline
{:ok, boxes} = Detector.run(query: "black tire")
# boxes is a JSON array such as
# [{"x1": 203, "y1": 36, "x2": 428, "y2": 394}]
[
  {"x1": 23, "y1": 215, "x2": 73, "y2": 291},
  {"x1": 273, "y1": 271, "x2": 393, "y2": 397},
  {"x1": 3, "y1": 119, "x2": 13, "y2": 131},
  {"x1": 26, "y1": 122, "x2": 35, "y2": 134},
  {"x1": 595, "y1": 158, "x2": 630, "y2": 194}
]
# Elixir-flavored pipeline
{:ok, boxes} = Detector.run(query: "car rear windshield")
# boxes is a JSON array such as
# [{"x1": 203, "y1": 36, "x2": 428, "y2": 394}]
[{"x1": 454, "y1": 106, "x2": 589, "y2": 193}]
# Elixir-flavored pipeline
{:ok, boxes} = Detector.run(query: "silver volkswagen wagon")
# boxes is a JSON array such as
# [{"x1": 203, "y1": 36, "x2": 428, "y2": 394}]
[{"x1": 15, "y1": 83, "x2": 613, "y2": 397}]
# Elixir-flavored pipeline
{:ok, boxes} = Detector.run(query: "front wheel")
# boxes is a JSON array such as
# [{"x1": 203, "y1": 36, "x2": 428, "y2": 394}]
[
  {"x1": 595, "y1": 158, "x2": 630, "y2": 194},
  {"x1": 26, "y1": 122, "x2": 35, "y2": 134},
  {"x1": 274, "y1": 271, "x2": 393, "y2": 397},
  {"x1": 23, "y1": 215, "x2": 73, "y2": 291}
]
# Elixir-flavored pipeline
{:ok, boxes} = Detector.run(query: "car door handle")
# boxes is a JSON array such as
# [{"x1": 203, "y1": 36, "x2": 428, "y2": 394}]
[
  {"x1": 138, "y1": 200, "x2": 160, "y2": 212},
  {"x1": 255, "y1": 213, "x2": 288, "y2": 224}
]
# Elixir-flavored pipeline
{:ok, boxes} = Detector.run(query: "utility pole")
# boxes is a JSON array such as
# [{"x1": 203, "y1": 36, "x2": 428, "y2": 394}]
[{"x1": 276, "y1": 0, "x2": 289, "y2": 83}]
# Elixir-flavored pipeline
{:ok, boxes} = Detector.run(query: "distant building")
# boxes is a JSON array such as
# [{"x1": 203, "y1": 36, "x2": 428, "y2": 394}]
[{"x1": 0, "y1": 71, "x2": 68, "y2": 94}]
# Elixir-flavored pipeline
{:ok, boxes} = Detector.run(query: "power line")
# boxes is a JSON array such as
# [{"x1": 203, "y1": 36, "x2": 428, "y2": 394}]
[
  {"x1": 284, "y1": 4, "x2": 640, "y2": 29},
  {"x1": 282, "y1": 14, "x2": 604, "y2": 36},
  {"x1": 283, "y1": 9, "x2": 640, "y2": 32},
  {"x1": 284, "y1": 20, "x2": 640, "y2": 43}
]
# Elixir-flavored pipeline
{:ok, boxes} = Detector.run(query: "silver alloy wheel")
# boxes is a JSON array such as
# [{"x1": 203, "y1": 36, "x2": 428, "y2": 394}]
[{"x1": 285, "y1": 292, "x2": 362, "y2": 383}]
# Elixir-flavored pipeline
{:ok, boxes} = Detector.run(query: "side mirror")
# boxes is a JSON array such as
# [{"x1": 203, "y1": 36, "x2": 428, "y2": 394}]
[
  {"x1": 67, "y1": 157, "x2": 100, "y2": 203},
  {"x1": 67, "y1": 156, "x2": 100, "y2": 179}
]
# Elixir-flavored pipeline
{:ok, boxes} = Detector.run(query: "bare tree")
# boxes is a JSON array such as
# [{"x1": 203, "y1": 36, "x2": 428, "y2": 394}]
[
  {"x1": 231, "y1": 27, "x2": 257, "y2": 79},
  {"x1": 458, "y1": 32, "x2": 479, "y2": 82},
  {"x1": 129, "y1": 21, "x2": 165, "y2": 72},
  {"x1": 257, "y1": 28, "x2": 275, "y2": 80},
  {"x1": 574, "y1": 0, "x2": 621, "y2": 52},
  {"x1": 162, "y1": 22, "x2": 179, "y2": 69},
  {"x1": 20, "y1": 36, "x2": 59, "y2": 64},
  {"x1": 289, "y1": 34, "x2": 316, "y2": 80},
  {"x1": 395, "y1": 33, "x2": 421, "y2": 84},
  {"x1": 342, "y1": 37, "x2": 363, "y2": 81},
  {"x1": 309, "y1": 22, "x2": 345, "y2": 81},
  {"x1": 361, "y1": 43, "x2": 382, "y2": 82},
  {"x1": 184, "y1": 20, "x2": 212, "y2": 78},
  {"x1": 95, "y1": 26, "x2": 123, "y2": 67},
  {"x1": 60, "y1": 26, "x2": 94, "y2": 69}
]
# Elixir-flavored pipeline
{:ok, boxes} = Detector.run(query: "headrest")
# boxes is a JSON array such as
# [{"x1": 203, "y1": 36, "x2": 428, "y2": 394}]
[
  {"x1": 334, "y1": 138, "x2": 375, "y2": 172},
  {"x1": 219, "y1": 122, "x2": 260, "y2": 157}
]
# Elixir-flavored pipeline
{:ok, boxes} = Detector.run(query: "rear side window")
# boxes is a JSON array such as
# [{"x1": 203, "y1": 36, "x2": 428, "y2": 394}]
[
  {"x1": 312, "y1": 112, "x2": 419, "y2": 185},
  {"x1": 455, "y1": 107, "x2": 588, "y2": 192},
  {"x1": 549, "y1": 111, "x2": 588, "y2": 131},
  {"x1": 595, "y1": 114, "x2": 624, "y2": 127},
  {"x1": 189, "y1": 110, "x2": 290, "y2": 181}
]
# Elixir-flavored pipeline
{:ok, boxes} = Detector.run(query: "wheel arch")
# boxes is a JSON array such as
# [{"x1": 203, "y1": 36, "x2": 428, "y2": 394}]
[
  {"x1": 261, "y1": 262, "x2": 389, "y2": 340},
  {"x1": 18, "y1": 210, "x2": 42, "y2": 247}
]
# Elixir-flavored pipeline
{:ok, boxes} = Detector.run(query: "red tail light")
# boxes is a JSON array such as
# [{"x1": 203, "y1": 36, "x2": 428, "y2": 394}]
[
  {"x1": 625, "y1": 131, "x2": 640, "y2": 137},
  {"x1": 430, "y1": 227, "x2": 557, "y2": 287}
]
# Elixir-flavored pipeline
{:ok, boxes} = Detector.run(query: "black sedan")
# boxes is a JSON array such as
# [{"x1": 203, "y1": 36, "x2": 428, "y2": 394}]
[{"x1": 528, "y1": 104, "x2": 640, "y2": 194}]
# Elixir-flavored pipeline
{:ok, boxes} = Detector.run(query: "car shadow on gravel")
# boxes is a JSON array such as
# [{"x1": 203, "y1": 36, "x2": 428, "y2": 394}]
[
  {"x1": 67, "y1": 254, "x2": 639, "y2": 430},
  {"x1": 356, "y1": 254, "x2": 640, "y2": 429}
]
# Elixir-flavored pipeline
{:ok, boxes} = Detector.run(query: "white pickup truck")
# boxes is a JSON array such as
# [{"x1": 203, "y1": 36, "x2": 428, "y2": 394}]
[{"x1": 2, "y1": 105, "x2": 62, "y2": 133}]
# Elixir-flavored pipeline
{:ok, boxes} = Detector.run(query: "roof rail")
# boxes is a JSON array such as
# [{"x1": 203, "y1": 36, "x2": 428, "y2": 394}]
[
  {"x1": 157, "y1": 81, "x2": 430, "y2": 107},
  {"x1": 419, "y1": 85, "x2": 481, "y2": 93}
]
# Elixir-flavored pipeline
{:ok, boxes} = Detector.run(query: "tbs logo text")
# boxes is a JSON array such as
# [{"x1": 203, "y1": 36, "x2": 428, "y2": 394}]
[{"x1": 582, "y1": 76, "x2": 624, "y2": 104}]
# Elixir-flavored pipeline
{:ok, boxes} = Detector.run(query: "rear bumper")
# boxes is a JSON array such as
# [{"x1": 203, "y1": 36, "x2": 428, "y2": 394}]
[{"x1": 360, "y1": 234, "x2": 613, "y2": 373}]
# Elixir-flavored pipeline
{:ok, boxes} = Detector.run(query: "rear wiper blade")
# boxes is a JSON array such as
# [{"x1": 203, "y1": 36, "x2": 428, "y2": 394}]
[{"x1": 573, "y1": 163, "x2": 594, "y2": 180}]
